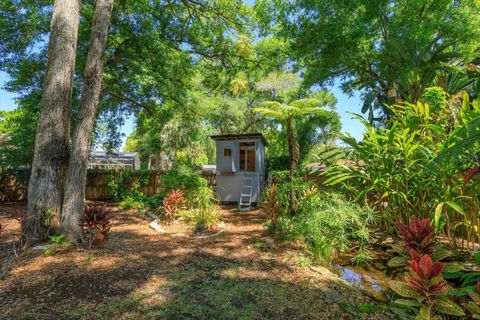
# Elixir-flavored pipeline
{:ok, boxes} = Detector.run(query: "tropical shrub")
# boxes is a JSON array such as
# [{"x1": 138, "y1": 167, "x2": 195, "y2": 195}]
[
  {"x1": 323, "y1": 92, "x2": 480, "y2": 247},
  {"x1": 83, "y1": 204, "x2": 112, "y2": 248},
  {"x1": 270, "y1": 186, "x2": 376, "y2": 264},
  {"x1": 389, "y1": 251, "x2": 465, "y2": 319},
  {"x1": 298, "y1": 191, "x2": 376, "y2": 264},
  {"x1": 160, "y1": 164, "x2": 208, "y2": 194},
  {"x1": 388, "y1": 216, "x2": 462, "y2": 273},
  {"x1": 119, "y1": 192, "x2": 147, "y2": 210},
  {"x1": 162, "y1": 189, "x2": 186, "y2": 221},
  {"x1": 106, "y1": 169, "x2": 151, "y2": 202},
  {"x1": 185, "y1": 185, "x2": 217, "y2": 210},
  {"x1": 395, "y1": 217, "x2": 436, "y2": 255},
  {"x1": 182, "y1": 207, "x2": 220, "y2": 228},
  {"x1": 261, "y1": 183, "x2": 282, "y2": 228}
]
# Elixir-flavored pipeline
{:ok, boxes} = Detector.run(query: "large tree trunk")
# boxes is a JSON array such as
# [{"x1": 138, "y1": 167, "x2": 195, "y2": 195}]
[
  {"x1": 62, "y1": 0, "x2": 114, "y2": 243},
  {"x1": 24, "y1": 0, "x2": 81, "y2": 245}
]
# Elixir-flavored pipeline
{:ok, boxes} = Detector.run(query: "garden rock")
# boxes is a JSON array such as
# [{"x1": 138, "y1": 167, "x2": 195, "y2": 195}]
[{"x1": 149, "y1": 220, "x2": 165, "y2": 233}]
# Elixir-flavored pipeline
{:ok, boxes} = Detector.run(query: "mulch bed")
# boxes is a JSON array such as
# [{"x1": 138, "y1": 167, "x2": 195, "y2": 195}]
[{"x1": 0, "y1": 203, "x2": 394, "y2": 320}]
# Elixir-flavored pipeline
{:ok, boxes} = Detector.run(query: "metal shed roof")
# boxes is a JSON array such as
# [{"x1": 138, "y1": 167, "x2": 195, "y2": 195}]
[{"x1": 210, "y1": 133, "x2": 268, "y2": 146}]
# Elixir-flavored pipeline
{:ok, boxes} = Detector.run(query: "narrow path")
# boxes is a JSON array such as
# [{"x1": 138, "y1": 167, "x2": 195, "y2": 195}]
[{"x1": 0, "y1": 204, "x2": 392, "y2": 319}]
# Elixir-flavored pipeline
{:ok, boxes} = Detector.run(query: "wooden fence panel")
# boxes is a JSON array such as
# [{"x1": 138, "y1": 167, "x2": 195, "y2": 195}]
[{"x1": 2, "y1": 169, "x2": 217, "y2": 202}]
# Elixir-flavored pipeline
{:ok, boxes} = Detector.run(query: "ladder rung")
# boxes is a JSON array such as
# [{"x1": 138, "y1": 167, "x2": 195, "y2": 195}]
[{"x1": 240, "y1": 194, "x2": 251, "y2": 197}]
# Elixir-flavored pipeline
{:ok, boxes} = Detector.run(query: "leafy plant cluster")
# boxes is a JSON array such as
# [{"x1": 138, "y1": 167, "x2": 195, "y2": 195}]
[
  {"x1": 105, "y1": 169, "x2": 151, "y2": 206},
  {"x1": 83, "y1": 204, "x2": 113, "y2": 249},
  {"x1": 262, "y1": 176, "x2": 376, "y2": 265},
  {"x1": 387, "y1": 216, "x2": 480, "y2": 319},
  {"x1": 180, "y1": 184, "x2": 220, "y2": 229},
  {"x1": 108, "y1": 162, "x2": 211, "y2": 214},
  {"x1": 105, "y1": 161, "x2": 220, "y2": 228},
  {"x1": 323, "y1": 91, "x2": 480, "y2": 247},
  {"x1": 387, "y1": 217, "x2": 462, "y2": 273},
  {"x1": 389, "y1": 250, "x2": 465, "y2": 320},
  {"x1": 162, "y1": 189, "x2": 186, "y2": 222}
]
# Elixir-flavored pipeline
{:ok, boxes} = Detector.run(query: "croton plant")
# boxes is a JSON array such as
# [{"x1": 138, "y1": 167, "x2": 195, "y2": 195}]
[
  {"x1": 387, "y1": 216, "x2": 462, "y2": 273},
  {"x1": 389, "y1": 250, "x2": 465, "y2": 319}
]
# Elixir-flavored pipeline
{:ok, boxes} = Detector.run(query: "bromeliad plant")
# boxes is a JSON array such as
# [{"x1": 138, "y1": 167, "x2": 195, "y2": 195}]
[
  {"x1": 162, "y1": 189, "x2": 186, "y2": 221},
  {"x1": 388, "y1": 216, "x2": 462, "y2": 273},
  {"x1": 389, "y1": 251, "x2": 465, "y2": 319}
]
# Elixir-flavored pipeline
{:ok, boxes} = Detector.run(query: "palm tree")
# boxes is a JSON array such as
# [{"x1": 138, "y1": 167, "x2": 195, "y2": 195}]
[{"x1": 253, "y1": 98, "x2": 330, "y2": 214}]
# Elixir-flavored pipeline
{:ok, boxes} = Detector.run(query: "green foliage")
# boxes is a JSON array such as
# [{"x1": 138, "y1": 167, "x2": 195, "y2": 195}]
[
  {"x1": 323, "y1": 94, "x2": 480, "y2": 245},
  {"x1": 44, "y1": 234, "x2": 69, "y2": 255},
  {"x1": 181, "y1": 207, "x2": 220, "y2": 228},
  {"x1": 160, "y1": 164, "x2": 208, "y2": 194},
  {"x1": 263, "y1": 179, "x2": 376, "y2": 264},
  {"x1": 296, "y1": 191, "x2": 376, "y2": 264},
  {"x1": 106, "y1": 169, "x2": 151, "y2": 202},
  {"x1": 259, "y1": 0, "x2": 480, "y2": 116},
  {"x1": 0, "y1": 108, "x2": 38, "y2": 168}
]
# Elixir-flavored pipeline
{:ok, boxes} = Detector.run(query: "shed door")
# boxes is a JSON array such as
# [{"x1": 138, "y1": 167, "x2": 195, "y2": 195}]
[{"x1": 240, "y1": 142, "x2": 256, "y2": 172}]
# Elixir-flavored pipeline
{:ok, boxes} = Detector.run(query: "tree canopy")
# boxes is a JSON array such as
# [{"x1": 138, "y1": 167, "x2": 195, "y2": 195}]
[{"x1": 256, "y1": 0, "x2": 480, "y2": 119}]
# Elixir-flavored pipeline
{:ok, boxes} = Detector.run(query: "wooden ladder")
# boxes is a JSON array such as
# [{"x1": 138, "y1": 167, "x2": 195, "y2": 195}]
[{"x1": 239, "y1": 174, "x2": 254, "y2": 211}]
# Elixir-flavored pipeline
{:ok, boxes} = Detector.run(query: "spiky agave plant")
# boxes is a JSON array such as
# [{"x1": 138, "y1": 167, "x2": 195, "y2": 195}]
[{"x1": 389, "y1": 251, "x2": 465, "y2": 319}]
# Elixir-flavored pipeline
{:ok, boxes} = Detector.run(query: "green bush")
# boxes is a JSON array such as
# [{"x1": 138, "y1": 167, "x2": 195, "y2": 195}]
[
  {"x1": 160, "y1": 164, "x2": 207, "y2": 194},
  {"x1": 268, "y1": 187, "x2": 376, "y2": 265},
  {"x1": 296, "y1": 191, "x2": 376, "y2": 264},
  {"x1": 322, "y1": 94, "x2": 480, "y2": 247}
]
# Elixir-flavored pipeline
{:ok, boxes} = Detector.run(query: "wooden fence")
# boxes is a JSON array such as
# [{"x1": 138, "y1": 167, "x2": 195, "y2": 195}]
[{"x1": 1, "y1": 169, "x2": 216, "y2": 202}]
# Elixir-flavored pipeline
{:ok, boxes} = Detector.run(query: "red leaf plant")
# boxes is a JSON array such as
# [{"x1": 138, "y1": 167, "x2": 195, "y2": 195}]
[
  {"x1": 395, "y1": 216, "x2": 435, "y2": 255},
  {"x1": 83, "y1": 204, "x2": 112, "y2": 236},
  {"x1": 405, "y1": 250, "x2": 448, "y2": 297},
  {"x1": 162, "y1": 189, "x2": 186, "y2": 221}
]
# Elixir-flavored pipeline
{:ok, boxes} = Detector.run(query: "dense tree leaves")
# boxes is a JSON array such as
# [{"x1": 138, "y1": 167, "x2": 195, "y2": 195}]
[
  {"x1": 256, "y1": 0, "x2": 480, "y2": 116},
  {"x1": 0, "y1": 0, "x2": 254, "y2": 164}
]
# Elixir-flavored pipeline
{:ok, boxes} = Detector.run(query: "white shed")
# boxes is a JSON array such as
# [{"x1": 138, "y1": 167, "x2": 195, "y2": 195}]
[{"x1": 210, "y1": 133, "x2": 267, "y2": 210}]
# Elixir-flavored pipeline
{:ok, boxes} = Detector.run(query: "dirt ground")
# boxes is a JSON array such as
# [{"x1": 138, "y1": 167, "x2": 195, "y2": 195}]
[{"x1": 0, "y1": 203, "x2": 393, "y2": 320}]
